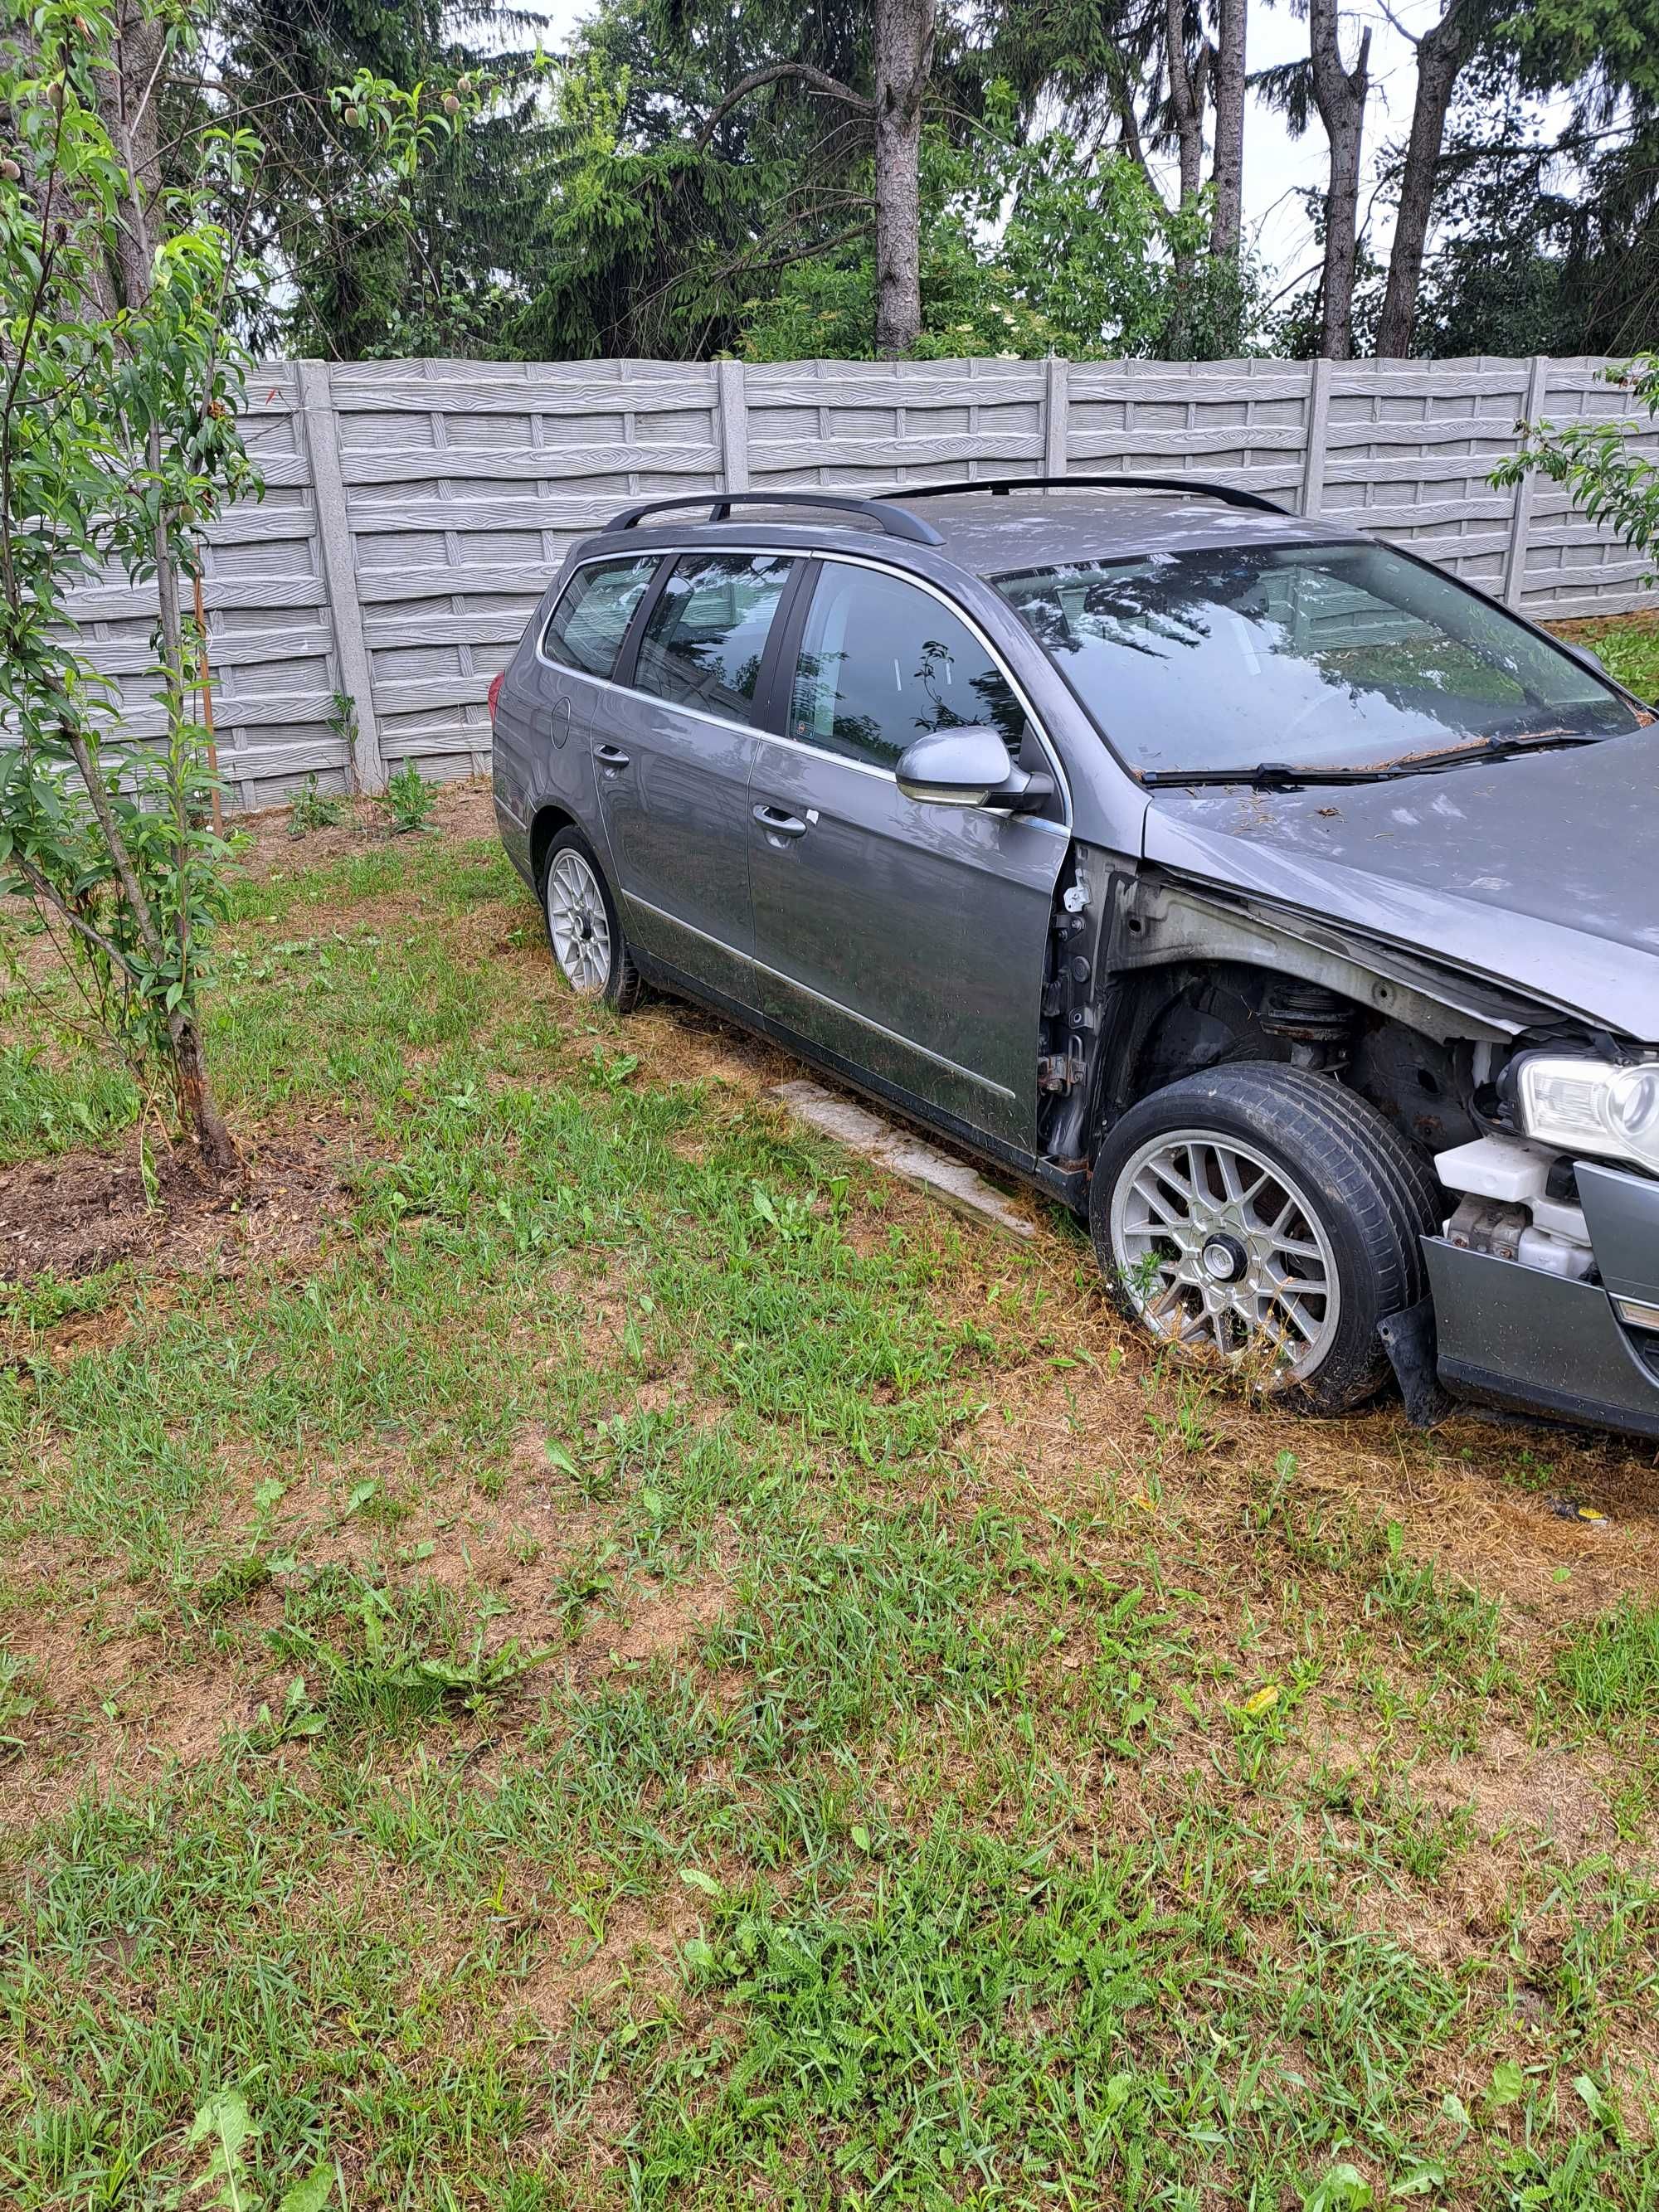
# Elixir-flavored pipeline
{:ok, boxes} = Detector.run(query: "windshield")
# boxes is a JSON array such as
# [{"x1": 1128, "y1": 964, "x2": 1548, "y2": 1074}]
[{"x1": 994, "y1": 541, "x2": 1642, "y2": 776}]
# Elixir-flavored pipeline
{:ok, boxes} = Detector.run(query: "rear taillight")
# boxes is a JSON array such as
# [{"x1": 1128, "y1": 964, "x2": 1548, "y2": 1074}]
[{"x1": 487, "y1": 670, "x2": 504, "y2": 724}]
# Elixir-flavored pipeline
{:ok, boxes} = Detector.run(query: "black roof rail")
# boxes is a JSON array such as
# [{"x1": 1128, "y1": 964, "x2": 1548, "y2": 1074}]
[
  {"x1": 606, "y1": 489, "x2": 944, "y2": 545},
  {"x1": 873, "y1": 473, "x2": 1290, "y2": 517}
]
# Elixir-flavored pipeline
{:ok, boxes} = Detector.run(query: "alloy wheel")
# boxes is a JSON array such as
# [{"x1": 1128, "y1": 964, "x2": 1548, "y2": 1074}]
[
  {"x1": 545, "y1": 848, "x2": 612, "y2": 995},
  {"x1": 1108, "y1": 1128, "x2": 1341, "y2": 1379}
]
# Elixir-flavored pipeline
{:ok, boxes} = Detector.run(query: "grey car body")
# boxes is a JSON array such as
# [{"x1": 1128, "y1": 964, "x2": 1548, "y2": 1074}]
[{"x1": 493, "y1": 479, "x2": 1659, "y2": 1441}]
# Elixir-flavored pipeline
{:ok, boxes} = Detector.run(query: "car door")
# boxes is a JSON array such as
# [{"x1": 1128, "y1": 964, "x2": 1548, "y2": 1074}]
[
  {"x1": 523, "y1": 548, "x2": 662, "y2": 807},
  {"x1": 591, "y1": 549, "x2": 799, "y2": 1004},
  {"x1": 747, "y1": 557, "x2": 1068, "y2": 1151}
]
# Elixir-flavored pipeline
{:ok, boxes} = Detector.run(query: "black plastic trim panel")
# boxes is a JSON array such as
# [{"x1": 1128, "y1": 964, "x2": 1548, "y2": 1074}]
[{"x1": 1426, "y1": 1235, "x2": 1659, "y2": 1442}]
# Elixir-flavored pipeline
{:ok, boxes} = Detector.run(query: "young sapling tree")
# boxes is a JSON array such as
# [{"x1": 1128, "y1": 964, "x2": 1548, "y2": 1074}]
[{"x1": 0, "y1": 0, "x2": 257, "y2": 1179}]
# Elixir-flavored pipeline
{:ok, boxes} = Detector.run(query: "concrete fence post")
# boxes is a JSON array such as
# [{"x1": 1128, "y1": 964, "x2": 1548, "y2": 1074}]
[
  {"x1": 1044, "y1": 356, "x2": 1069, "y2": 478},
  {"x1": 1503, "y1": 353, "x2": 1551, "y2": 608},
  {"x1": 718, "y1": 357, "x2": 750, "y2": 494},
  {"x1": 297, "y1": 358, "x2": 384, "y2": 792},
  {"x1": 1300, "y1": 356, "x2": 1332, "y2": 518}
]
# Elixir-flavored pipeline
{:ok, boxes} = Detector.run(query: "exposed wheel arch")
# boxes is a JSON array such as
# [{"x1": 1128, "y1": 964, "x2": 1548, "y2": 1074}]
[{"x1": 1091, "y1": 960, "x2": 1481, "y2": 1166}]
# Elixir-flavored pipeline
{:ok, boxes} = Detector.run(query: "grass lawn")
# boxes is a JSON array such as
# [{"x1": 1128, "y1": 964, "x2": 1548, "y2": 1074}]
[
  {"x1": 0, "y1": 762, "x2": 1657, "y2": 2209},
  {"x1": 1551, "y1": 607, "x2": 1659, "y2": 701}
]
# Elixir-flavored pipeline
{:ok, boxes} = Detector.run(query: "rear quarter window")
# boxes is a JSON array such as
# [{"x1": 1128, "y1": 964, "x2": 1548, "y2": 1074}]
[{"x1": 541, "y1": 556, "x2": 660, "y2": 679}]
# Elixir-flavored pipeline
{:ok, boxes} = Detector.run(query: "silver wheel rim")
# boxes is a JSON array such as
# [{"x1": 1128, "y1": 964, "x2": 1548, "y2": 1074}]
[
  {"x1": 1108, "y1": 1128, "x2": 1341, "y2": 1381},
  {"x1": 545, "y1": 849, "x2": 612, "y2": 995}
]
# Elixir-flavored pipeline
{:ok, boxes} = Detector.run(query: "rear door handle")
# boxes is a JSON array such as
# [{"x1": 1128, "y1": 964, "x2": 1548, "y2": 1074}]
[
  {"x1": 752, "y1": 803, "x2": 808, "y2": 841},
  {"x1": 594, "y1": 743, "x2": 630, "y2": 772}
]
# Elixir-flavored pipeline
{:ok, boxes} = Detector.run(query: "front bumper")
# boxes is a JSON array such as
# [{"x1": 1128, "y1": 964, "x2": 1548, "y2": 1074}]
[{"x1": 1426, "y1": 1159, "x2": 1659, "y2": 1440}]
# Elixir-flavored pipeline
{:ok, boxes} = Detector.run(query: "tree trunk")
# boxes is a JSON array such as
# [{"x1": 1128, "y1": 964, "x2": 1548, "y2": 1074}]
[
  {"x1": 104, "y1": 0, "x2": 242, "y2": 1185},
  {"x1": 1374, "y1": 0, "x2": 1470, "y2": 358},
  {"x1": 104, "y1": 0, "x2": 165, "y2": 309},
  {"x1": 1107, "y1": 48, "x2": 1152, "y2": 179},
  {"x1": 1308, "y1": 0, "x2": 1370, "y2": 360},
  {"x1": 1209, "y1": 0, "x2": 1248, "y2": 255},
  {"x1": 872, "y1": 0, "x2": 936, "y2": 357},
  {"x1": 1165, "y1": 0, "x2": 1205, "y2": 206},
  {"x1": 169, "y1": 1015, "x2": 241, "y2": 1180}
]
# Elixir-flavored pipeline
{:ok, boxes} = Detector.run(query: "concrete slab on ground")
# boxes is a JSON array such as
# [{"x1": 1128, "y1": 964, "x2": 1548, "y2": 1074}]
[{"x1": 770, "y1": 1079, "x2": 1036, "y2": 1241}]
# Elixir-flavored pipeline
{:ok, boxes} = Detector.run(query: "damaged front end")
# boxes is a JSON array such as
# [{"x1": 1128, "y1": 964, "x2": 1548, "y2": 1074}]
[{"x1": 1052, "y1": 852, "x2": 1659, "y2": 1441}]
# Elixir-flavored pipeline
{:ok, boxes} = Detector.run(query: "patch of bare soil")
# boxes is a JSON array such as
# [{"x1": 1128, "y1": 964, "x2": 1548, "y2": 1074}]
[
  {"x1": 234, "y1": 777, "x2": 499, "y2": 878},
  {"x1": 570, "y1": 1563, "x2": 732, "y2": 1678},
  {"x1": 0, "y1": 1119, "x2": 361, "y2": 1296},
  {"x1": 627, "y1": 990, "x2": 791, "y2": 1096},
  {"x1": 511, "y1": 1881, "x2": 706, "y2": 2039},
  {"x1": 0, "y1": 1630, "x2": 276, "y2": 1832}
]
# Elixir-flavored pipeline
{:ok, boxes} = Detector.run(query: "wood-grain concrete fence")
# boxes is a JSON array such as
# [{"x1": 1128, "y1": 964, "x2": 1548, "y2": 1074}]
[{"x1": 70, "y1": 354, "x2": 1659, "y2": 807}]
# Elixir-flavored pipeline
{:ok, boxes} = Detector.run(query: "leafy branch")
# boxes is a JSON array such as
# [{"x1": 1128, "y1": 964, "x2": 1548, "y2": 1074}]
[{"x1": 1491, "y1": 352, "x2": 1659, "y2": 582}]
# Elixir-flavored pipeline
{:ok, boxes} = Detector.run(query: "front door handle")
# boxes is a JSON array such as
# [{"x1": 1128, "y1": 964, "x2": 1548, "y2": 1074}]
[
  {"x1": 752, "y1": 803, "x2": 808, "y2": 841},
  {"x1": 594, "y1": 743, "x2": 630, "y2": 774}
]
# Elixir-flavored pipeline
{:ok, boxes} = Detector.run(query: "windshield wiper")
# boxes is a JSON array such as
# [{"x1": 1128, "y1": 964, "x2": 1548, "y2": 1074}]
[
  {"x1": 1141, "y1": 731, "x2": 1610, "y2": 791},
  {"x1": 1141, "y1": 761, "x2": 1399, "y2": 790},
  {"x1": 1364, "y1": 729, "x2": 1608, "y2": 775}
]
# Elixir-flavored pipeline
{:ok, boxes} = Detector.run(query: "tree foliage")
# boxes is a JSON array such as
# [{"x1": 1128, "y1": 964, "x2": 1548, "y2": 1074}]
[
  {"x1": 209, "y1": 0, "x2": 550, "y2": 357},
  {"x1": 739, "y1": 104, "x2": 1258, "y2": 362},
  {"x1": 168, "y1": 0, "x2": 1659, "y2": 365}
]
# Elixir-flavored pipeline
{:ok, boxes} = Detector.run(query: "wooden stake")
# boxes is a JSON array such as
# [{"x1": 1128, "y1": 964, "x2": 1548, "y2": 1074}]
[{"x1": 192, "y1": 569, "x2": 224, "y2": 834}]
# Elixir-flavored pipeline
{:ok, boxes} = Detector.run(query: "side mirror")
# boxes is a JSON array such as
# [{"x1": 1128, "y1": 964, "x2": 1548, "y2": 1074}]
[
  {"x1": 1561, "y1": 639, "x2": 1608, "y2": 678},
  {"x1": 896, "y1": 727, "x2": 1053, "y2": 811}
]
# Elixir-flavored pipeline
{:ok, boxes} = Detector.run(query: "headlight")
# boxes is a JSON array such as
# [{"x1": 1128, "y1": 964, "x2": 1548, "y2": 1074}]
[{"x1": 1515, "y1": 1055, "x2": 1659, "y2": 1175}]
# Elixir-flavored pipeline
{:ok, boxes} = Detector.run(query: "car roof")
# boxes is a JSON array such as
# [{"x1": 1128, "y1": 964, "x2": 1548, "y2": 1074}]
[
  {"x1": 577, "y1": 487, "x2": 1360, "y2": 583},
  {"x1": 897, "y1": 489, "x2": 1357, "y2": 576}
]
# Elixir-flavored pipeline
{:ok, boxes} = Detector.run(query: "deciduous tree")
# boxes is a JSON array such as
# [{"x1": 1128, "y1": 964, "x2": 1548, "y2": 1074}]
[
  {"x1": 0, "y1": 0, "x2": 255, "y2": 1175},
  {"x1": 1375, "y1": 0, "x2": 1477, "y2": 357},
  {"x1": 1307, "y1": 0, "x2": 1370, "y2": 357}
]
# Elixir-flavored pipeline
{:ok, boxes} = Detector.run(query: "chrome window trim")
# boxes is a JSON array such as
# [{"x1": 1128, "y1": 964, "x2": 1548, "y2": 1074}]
[
  {"x1": 535, "y1": 542, "x2": 1074, "y2": 829},
  {"x1": 623, "y1": 892, "x2": 1018, "y2": 1103},
  {"x1": 748, "y1": 723, "x2": 1069, "y2": 837},
  {"x1": 533, "y1": 663, "x2": 766, "y2": 746},
  {"x1": 537, "y1": 547, "x2": 795, "y2": 741}
]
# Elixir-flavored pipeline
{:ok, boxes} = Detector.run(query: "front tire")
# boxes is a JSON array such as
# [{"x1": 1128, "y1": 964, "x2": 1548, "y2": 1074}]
[
  {"x1": 1090, "y1": 1063, "x2": 1439, "y2": 1413},
  {"x1": 540, "y1": 827, "x2": 641, "y2": 1012}
]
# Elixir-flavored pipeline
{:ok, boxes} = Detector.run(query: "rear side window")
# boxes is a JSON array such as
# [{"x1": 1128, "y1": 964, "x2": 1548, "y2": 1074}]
[
  {"x1": 633, "y1": 553, "x2": 795, "y2": 723},
  {"x1": 541, "y1": 556, "x2": 659, "y2": 679},
  {"x1": 789, "y1": 564, "x2": 1024, "y2": 771}
]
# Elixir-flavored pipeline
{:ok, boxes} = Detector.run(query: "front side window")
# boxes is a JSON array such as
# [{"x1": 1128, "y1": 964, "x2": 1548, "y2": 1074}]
[
  {"x1": 995, "y1": 541, "x2": 1642, "y2": 777},
  {"x1": 541, "y1": 556, "x2": 659, "y2": 680},
  {"x1": 789, "y1": 565, "x2": 1024, "y2": 771},
  {"x1": 633, "y1": 553, "x2": 795, "y2": 723}
]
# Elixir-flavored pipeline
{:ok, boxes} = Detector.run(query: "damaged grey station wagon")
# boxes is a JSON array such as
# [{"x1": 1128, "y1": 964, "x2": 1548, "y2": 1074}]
[{"x1": 490, "y1": 476, "x2": 1659, "y2": 1441}]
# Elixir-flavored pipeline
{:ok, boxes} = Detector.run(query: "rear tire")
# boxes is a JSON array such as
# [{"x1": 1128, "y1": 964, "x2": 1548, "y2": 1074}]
[
  {"x1": 540, "y1": 827, "x2": 642, "y2": 1012},
  {"x1": 1090, "y1": 1062, "x2": 1440, "y2": 1413}
]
